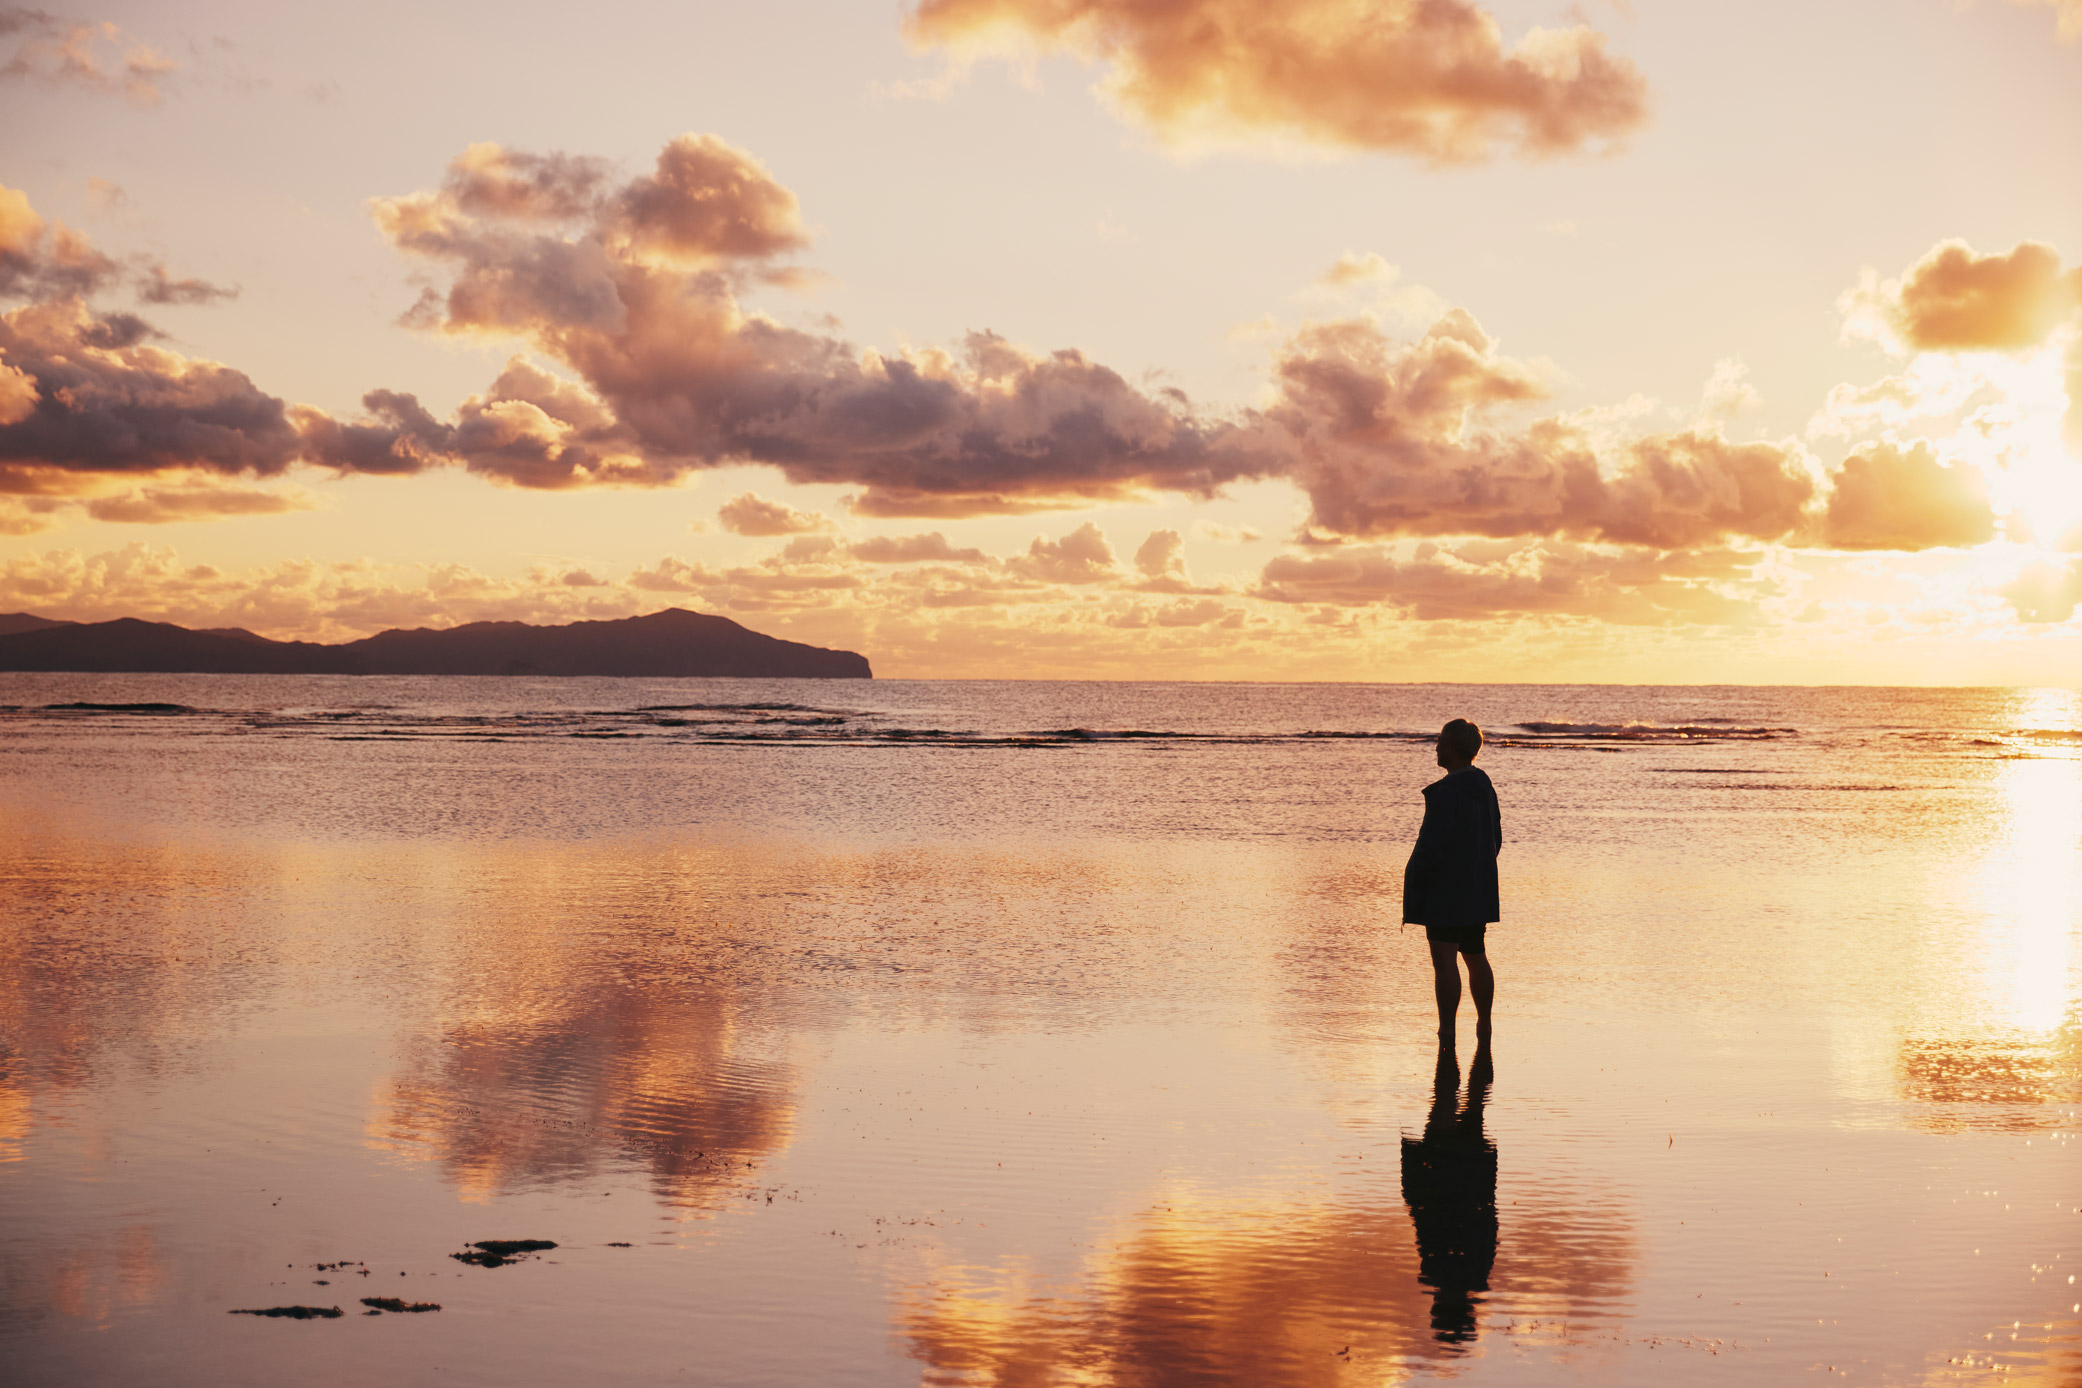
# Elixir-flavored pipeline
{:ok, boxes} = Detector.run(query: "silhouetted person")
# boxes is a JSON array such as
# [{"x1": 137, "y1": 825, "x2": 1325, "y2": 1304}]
[
  {"x1": 1400, "y1": 1036, "x2": 1498, "y2": 1345},
  {"x1": 1401, "y1": 718, "x2": 1501, "y2": 1038}
]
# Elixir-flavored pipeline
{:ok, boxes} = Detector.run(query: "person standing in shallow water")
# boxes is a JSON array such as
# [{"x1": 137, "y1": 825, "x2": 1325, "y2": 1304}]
[{"x1": 1402, "y1": 719, "x2": 1502, "y2": 1038}]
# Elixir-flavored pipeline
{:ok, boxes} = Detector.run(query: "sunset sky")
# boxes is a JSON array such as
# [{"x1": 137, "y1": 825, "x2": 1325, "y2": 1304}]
[{"x1": 3, "y1": 0, "x2": 2080, "y2": 681}]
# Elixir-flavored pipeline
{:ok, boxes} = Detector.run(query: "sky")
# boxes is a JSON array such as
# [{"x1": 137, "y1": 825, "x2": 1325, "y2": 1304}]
[{"x1": 2, "y1": 0, "x2": 2080, "y2": 682}]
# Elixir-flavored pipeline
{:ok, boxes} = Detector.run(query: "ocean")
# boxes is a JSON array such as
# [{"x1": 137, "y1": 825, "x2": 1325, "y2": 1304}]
[{"x1": 1, "y1": 675, "x2": 2076, "y2": 1385}]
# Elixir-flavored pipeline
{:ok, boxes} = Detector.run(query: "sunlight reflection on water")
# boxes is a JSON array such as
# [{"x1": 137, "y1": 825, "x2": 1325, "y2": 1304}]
[{"x1": 1980, "y1": 749, "x2": 2079, "y2": 1033}]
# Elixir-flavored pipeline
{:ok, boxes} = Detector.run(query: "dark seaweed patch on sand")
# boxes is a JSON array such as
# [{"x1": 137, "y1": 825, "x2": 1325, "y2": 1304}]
[
  {"x1": 453, "y1": 1238, "x2": 557, "y2": 1267},
  {"x1": 230, "y1": 1305, "x2": 342, "y2": 1319}
]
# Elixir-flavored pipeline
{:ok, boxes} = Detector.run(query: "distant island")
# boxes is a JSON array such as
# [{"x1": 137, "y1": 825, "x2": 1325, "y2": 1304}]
[{"x1": 0, "y1": 608, "x2": 872, "y2": 678}]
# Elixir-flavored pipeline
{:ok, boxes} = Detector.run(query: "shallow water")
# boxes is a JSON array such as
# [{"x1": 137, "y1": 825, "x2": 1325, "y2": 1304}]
[{"x1": 1, "y1": 676, "x2": 2077, "y2": 1386}]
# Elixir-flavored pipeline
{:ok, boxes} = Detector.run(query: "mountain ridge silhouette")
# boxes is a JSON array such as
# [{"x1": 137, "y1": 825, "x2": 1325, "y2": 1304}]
[{"x1": 0, "y1": 608, "x2": 871, "y2": 678}]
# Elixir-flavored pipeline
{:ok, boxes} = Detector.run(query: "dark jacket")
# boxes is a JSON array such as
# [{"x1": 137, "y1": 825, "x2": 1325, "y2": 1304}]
[{"x1": 1401, "y1": 766, "x2": 1502, "y2": 927}]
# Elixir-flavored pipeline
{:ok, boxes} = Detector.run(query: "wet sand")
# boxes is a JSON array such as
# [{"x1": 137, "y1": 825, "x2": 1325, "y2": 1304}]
[{"x1": 1, "y1": 677, "x2": 2076, "y2": 1385}]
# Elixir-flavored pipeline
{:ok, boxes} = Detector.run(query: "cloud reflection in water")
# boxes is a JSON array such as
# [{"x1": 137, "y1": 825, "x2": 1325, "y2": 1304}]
[
  {"x1": 901, "y1": 1041, "x2": 1633, "y2": 1385},
  {"x1": 368, "y1": 990, "x2": 799, "y2": 1210}
]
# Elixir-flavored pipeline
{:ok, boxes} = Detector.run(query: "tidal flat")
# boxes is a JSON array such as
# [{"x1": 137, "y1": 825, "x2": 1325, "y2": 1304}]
[{"x1": 1, "y1": 676, "x2": 2077, "y2": 1386}]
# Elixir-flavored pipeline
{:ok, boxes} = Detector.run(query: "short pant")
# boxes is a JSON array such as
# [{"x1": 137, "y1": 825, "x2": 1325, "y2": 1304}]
[{"x1": 1423, "y1": 923, "x2": 1487, "y2": 954}]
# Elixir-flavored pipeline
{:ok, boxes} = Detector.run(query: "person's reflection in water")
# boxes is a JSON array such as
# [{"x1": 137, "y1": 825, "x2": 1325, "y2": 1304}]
[{"x1": 1400, "y1": 1038, "x2": 1498, "y2": 1346}]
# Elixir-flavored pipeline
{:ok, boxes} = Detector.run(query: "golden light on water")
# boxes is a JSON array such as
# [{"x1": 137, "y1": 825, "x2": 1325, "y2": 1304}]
[{"x1": 1975, "y1": 689, "x2": 2081, "y2": 1035}]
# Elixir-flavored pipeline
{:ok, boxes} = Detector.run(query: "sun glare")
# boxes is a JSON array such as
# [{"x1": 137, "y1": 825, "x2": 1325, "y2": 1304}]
[{"x1": 1975, "y1": 337, "x2": 2082, "y2": 547}]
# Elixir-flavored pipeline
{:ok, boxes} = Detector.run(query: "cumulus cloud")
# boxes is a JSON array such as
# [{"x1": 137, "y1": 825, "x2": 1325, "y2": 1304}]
[
  {"x1": 442, "y1": 142, "x2": 615, "y2": 221},
  {"x1": 1133, "y1": 527, "x2": 1185, "y2": 578},
  {"x1": 0, "y1": 184, "x2": 329, "y2": 502},
  {"x1": 0, "y1": 296, "x2": 310, "y2": 493},
  {"x1": 1, "y1": 8, "x2": 177, "y2": 105},
  {"x1": 0, "y1": 151, "x2": 1851, "y2": 563},
  {"x1": 903, "y1": 0, "x2": 1648, "y2": 163},
  {"x1": 1261, "y1": 311, "x2": 1816, "y2": 547},
  {"x1": 1827, "y1": 237, "x2": 2082, "y2": 509},
  {"x1": 0, "y1": 184, "x2": 122, "y2": 300},
  {"x1": 1819, "y1": 443, "x2": 1996, "y2": 551},
  {"x1": 609, "y1": 134, "x2": 810, "y2": 262},
  {"x1": 1126, "y1": 526, "x2": 1225, "y2": 594},
  {"x1": 717, "y1": 491, "x2": 833, "y2": 535},
  {"x1": 1848, "y1": 239, "x2": 2079, "y2": 353},
  {"x1": 0, "y1": 358, "x2": 33, "y2": 425},
  {"x1": 363, "y1": 135, "x2": 1263, "y2": 509},
  {"x1": 1007, "y1": 520, "x2": 1119, "y2": 583}
]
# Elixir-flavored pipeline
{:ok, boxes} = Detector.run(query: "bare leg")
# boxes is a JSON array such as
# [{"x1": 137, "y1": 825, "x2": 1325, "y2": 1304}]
[
  {"x1": 1465, "y1": 950, "x2": 1494, "y2": 1038},
  {"x1": 1428, "y1": 940, "x2": 1462, "y2": 1035}
]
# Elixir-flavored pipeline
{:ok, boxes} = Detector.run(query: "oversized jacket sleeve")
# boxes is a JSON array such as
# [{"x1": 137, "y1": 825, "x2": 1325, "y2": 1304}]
[{"x1": 1401, "y1": 794, "x2": 1446, "y2": 922}]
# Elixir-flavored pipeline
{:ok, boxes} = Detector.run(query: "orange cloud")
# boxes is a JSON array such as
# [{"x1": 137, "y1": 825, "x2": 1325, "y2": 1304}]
[
  {"x1": 0, "y1": 297, "x2": 308, "y2": 493},
  {"x1": 0, "y1": 186, "x2": 299, "y2": 499},
  {"x1": 1006, "y1": 520, "x2": 1120, "y2": 582},
  {"x1": 904, "y1": 0, "x2": 1648, "y2": 162},
  {"x1": 1881, "y1": 240, "x2": 2078, "y2": 352},
  {"x1": 443, "y1": 142, "x2": 614, "y2": 220},
  {"x1": 0, "y1": 358, "x2": 32, "y2": 426},
  {"x1": 1836, "y1": 237, "x2": 2082, "y2": 488},
  {"x1": 1819, "y1": 443, "x2": 1996, "y2": 551},
  {"x1": 364, "y1": 136, "x2": 1259, "y2": 507},
  {"x1": 1263, "y1": 312, "x2": 1815, "y2": 546},
  {"x1": 609, "y1": 134, "x2": 810, "y2": 263},
  {"x1": 1133, "y1": 526, "x2": 1184, "y2": 578},
  {"x1": 0, "y1": 185, "x2": 122, "y2": 301},
  {"x1": 1, "y1": 164, "x2": 2051, "y2": 598}
]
